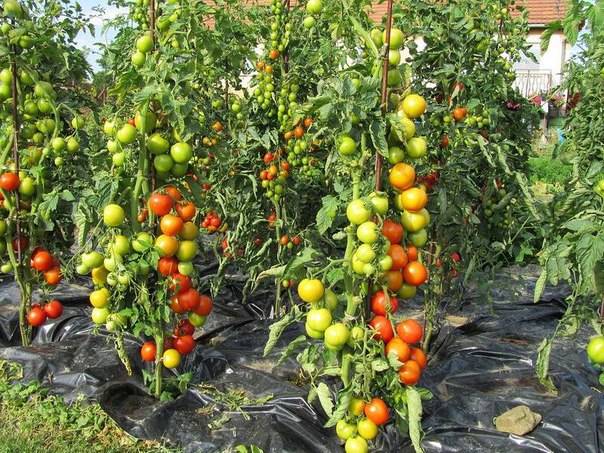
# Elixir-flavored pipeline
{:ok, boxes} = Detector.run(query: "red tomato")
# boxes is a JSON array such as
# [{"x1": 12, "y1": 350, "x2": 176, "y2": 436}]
[
  {"x1": 32, "y1": 250, "x2": 53, "y2": 272},
  {"x1": 175, "y1": 334, "x2": 196, "y2": 355},
  {"x1": 174, "y1": 319, "x2": 195, "y2": 336},
  {"x1": 170, "y1": 296, "x2": 186, "y2": 314},
  {"x1": 385, "y1": 337, "x2": 411, "y2": 362},
  {"x1": 399, "y1": 360, "x2": 421, "y2": 385},
  {"x1": 0, "y1": 172, "x2": 20, "y2": 191},
  {"x1": 158, "y1": 256, "x2": 178, "y2": 276},
  {"x1": 169, "y1": 273, "x2": 191, "y2": 294},
  {"x1": 43, "y1": 299, "x2": 63, "y2": 319},
  {"x1": 27, "y1": 306, "x2": 47, "y2": 327},
  {"x1": 364, "y1": 397, "x2": 389, "y2": 426},
  {"x1": 388, "y1": 244, "x2": 409, "y2": 271},
  {"x1": 396, "y1": 319, "x2": 424, "y2": 344},
  {"x1": 410, "y1": 347, "x2": 427, "y2": 369},
  {"x1": 403, "y1": 261, "x2": 428, "y2": 286},
  {"x1": 194, "y1": 294, "x2": 213, "y2": 316},
  {"x1": 369, "y1": 316, "x2": 394, "y2": 343},
  {"x1": 140, "y1": 341, "x2": 157, "y2": 362},
  {"x1": 382, "y1": 219, "x2": 403, "y2": 244},
  {"x1": 370, "y1": 291, "x2": 399, "y2": 316},
  {"x1": 177, "y1": 288, "x2": 200, "y2": 311},
  {"x1": 148, "y1": 192, "x2": 174, "y2": 216}
]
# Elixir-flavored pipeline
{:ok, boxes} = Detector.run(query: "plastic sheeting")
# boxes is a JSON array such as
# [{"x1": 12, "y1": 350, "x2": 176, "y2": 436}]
[{"x1": 0, "y1": 266, "x2": 602, "y2": 453}]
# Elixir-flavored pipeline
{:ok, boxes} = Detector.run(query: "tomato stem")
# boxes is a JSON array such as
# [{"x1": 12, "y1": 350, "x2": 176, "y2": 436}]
[{"x1": 153, "y1": 331, "x2": 164, "y2": 398}]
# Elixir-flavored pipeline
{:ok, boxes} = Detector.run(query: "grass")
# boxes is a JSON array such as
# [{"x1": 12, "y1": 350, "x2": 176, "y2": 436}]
[{"x1": 0, "y1": 360, "x2": 181, "y2": 453}]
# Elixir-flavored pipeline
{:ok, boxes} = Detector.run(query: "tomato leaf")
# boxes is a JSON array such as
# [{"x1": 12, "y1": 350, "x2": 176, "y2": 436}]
[
  {"x1": 406, "y1": 387, "x2": 424, "y2": 453},
  {"x1": 316, "y1": 195, "x2": 339, "y2": 235},
  {"x1": 316, "y1": 382, "x2": 334, "y2": 418},
  {"x1": 276, "y1": 335, "x2": 306, "y2": 366},
  {"x1": 263, "y1": 306, "x2": 301, "y2": 357},
  {"x1": 324, "y1": 387, "x2": 351, "y2": 428}
]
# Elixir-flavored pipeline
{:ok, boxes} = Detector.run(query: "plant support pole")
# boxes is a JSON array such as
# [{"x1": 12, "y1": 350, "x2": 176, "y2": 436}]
[{"x1": 375, "y1": 0, "x2": 394, "y2": 192}]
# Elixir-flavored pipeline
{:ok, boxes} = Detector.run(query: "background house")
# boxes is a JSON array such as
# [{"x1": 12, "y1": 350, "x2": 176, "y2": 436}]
[{"x1": 513, "y1": 0, "x2": 570, "y2": 97}]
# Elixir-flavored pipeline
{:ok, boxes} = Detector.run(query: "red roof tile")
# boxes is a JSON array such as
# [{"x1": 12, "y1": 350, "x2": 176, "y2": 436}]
[{"x1": 513, "y1": 0, "x2": 566, "y2": 25}]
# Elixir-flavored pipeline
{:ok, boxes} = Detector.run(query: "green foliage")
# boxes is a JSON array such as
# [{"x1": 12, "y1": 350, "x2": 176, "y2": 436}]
[{"x1": 528, "y1": 156, "x2": 572, "y2": 185}]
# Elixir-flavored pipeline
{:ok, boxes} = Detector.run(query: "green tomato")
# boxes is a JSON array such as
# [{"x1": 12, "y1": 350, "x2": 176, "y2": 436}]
[
  {"x1": 188, "y1": 312, "x2": 206, "y2": 327},
  {"x1": 112, "y1": 152, "x2": 125, "y2": 166},
  {"x1": 1, "y1": 262, "x2": 13, "y2": 273},
  {"x1": 303, "y1": 16, "x2": 315, "y2": 29},
  {"x1": 0, "y1": 219, "x2": 7, "y2": 236},
  {"x1": 368, "y1": 192, "x2": 388, "y2": 215},
  {"x1": 103, "y1": 120, "x2": 116, "y2": 136},
  {"x1": 71, "y1": 116, "x2": 85, "y2": 130},
  {"x1": 400, "y1": 117, "x2": 416, "y2": 139},
  {"x1": 105, "y1": 313, "x2": 126, "y2": 332},
  {"x1": 324, "y1": 323, "x2": 350, "y2": 350},
  {"x1": 336, "y1": 420, "x2": 357, "y2": 441},
  {"x1": 587, "y1": 336, "x2": 604, "y2": 364},
  {"x1": 406, "y1": 136, "x2": 427, "y2": 159},
  {"x1": 409, "y1": 229, "x2": 428, "y2": 247},
  {"x1": 305, "y1": 322, "x2": 324, "y2": 339},
  {"x1": 388, "y1": 146, "x2": 405, "y2": 164},
  {"x1": 306, "y1": 308, "x2": 332, "y2": 332},
  {"x1": 113, "y1": 235, "x2": 131, "y2": 256},
  {"x1": 387, "y1": 69, "x2": 402, "y2": 87},
  {"x1": 51, "y1": 137, "x2": 65, "y2": 152},
  {"x1": 147, "y1": 133, "x2": 169, "y2": 154},
  {"x1": 76, "y1": 263, "x2": 90, "y2": 275},
  {"x1": 54, "y1": 156, "x2": 64, "y2": 167},
  {"x1": 116, "y1": 124, "x2": 137, "y2": 145},
  {"x1": 3, "y1": 0, "x2": 23, "y2": 18},
  {"x1": 346, "y1": 199, "x2": 371, "y2": 225},
  {"x1": 306, "y1": 0, "x2": 322, "y2": 14},
  {"x1": 324, "y1": 289, "x2": 338, "y2": 311},
  {"x1": 357, "y1": 418, "x2": 378, "y2": 440},
  {"x1": 136, "y1": 33, "x2": 154, "y2": 53},
  {"x1": 34, "y1": 81, "x2": 54, "y2": 98},
  {"x1": 338, "y1": 135, "x2": 357, "y2": 156},
  {"x1": 91, "y1": 307, "x2": 110, "y2": 325},
  {"x1": 351, "y1": 254, "x2": 367, "y2": 275},
  {"x1": 355, "y1": 244, "x2": 376, "y2": 263},
  {"x1": 177, "y1": 261, "x2": 194, "y2": 276},
  {"x1": 82, "y1": 251, "x2": 104, "y2": 269},
  {"x1": 18, "y1": 176, "x2": 35, "y2": 197},
  {"x1": 177, "y1": 240, "x2": 198, "y2": 262},
  {"x1": 66, "y1": 137, "x2": 80, "y2": 153},
  {"x1": 171, "y1": 162, "x2": 188, "y2": 177},
  {"x1": 370, "y1": 28, "x2": 383, "y2": 47},
  {"x1": 401, "y1": 209, "x2": 429, "y2": 233},
  {"x1": 130, "y1": 51, "x2": 147, "y2": 68},
  {"x1": 132, "y1": 232, "x2": 153, "y2": 252},
  {"x1": 398, "y1": 283, "x2": 417, "y2": 299},
  {"x1": 154, "y1": 154, "x2": 174, "y2": 172},
  {"x1": 345, "y1": 436, "x2": 368, "y2": 453},
  {"x1": 388, "y1": 49, "x2": 401, "y2": 66},
  {"x1": 37, "y1": 98, "x2": 53, "y2": 114},
  {"x1": 347, "y1": 325, "x2": 364, "y2": 347},
  {"x1": 103, "y1": 204, "x2": 125, "y2": 227},
  {"x1": 379, "y1": 255, "x2": 393, "y2": 271},
  {"x1": 134, "y1": 110, "x2": 156, "y2": 133},
  {"x1": 356, "y1": 221, "x2": 378, "y2": 244},
  {"x1": 386, "y1": 28, "x2": 405, "y2": 50}
]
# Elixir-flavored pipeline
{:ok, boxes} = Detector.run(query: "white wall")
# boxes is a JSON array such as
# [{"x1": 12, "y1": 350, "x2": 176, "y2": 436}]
[{"x1": 515, "y1": 29, "x2": 571, "y2": 88}]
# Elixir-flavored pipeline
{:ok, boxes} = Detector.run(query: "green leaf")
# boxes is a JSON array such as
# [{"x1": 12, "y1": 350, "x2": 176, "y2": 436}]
[
  {"x1": 263, "y1": 307, "x2": 300, "y2": 356},
  {"x1": 316, "y1": 195, "x2": 339, "y2": 235},
  {"x1": 406, "y1": 387, "x2": 424, "y2": 453},
  {"x1": 276, "y1": 335, "x2": 306, "y2": 366},
  {"x1": 534, "y1": 268, "x2": 547, "y2": 303},
  {"x1": 316, "y1": 382, "x2": 333, "y2": 418},
  {"x1": 536, "y1": 338, "x2": 557, "y2": 394},
  {"x1": 324, "y1": 388, "x2": 351, "y2": 428},
  {"x1": 371, "y1": 359, "x2": 389, "y2": 372}
]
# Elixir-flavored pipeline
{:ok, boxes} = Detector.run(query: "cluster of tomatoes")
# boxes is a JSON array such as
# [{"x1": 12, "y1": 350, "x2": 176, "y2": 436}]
[
  {"x1": 482, "y1": 183, "x2": 515, "y2": 230},
  {"x1": 335, "y1": 397, "x2": 392, "y2": 452},
  {"x1": 302, "y1": 0, "x2": 323, "y2": 29},
  {"x1": 26, "y1": 299, "x2": 63, "y2": 327},
  {"x1": 276, "y1": 80, "x2": 300, "y2": 131},
  {"x1": 200, "y1": 210, "x2": 223, "y2": 233},
  {"x1": 131, "y1": 29, "x2": 154, "y2": 68},
  {"x1": 129, "y1": 0, "x2": 150, "y2": 27},
  {"x1": 284, "y1": 118, "x2": 319, "y2": 176},
  {"x1": 30, "y1": 247, "x2": 62, "y2": 285},
  {"x1": 259, "y1": 151, "x2": 290, "y2": 202}
]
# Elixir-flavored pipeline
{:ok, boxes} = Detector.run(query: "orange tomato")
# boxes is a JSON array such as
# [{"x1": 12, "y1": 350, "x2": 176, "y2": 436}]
[
  {"x1": 385, "y1": 270, "x2": 403, "y2": 292},
  {"x1": 165, "y1": 185, "x2": 182, "y2": 201},
  {"x1": 385, "y1": 337, "x2": 411, "y2": 363},
  {"x1": 406, "y1": 246, "x2": 419, "y2": 262},
  {"x1": 156, "y1": 234, "x2": 179, "y2": 257},
  {"x1": 453, "y1": 106, "x2": 468, "y2": 122},
  {"x1": 160, "y1": 214, "x2": 184, "y2": 236},
  {"x1": 396, "y1": 319, "x2": 424, "y2": 344},
  {"x1": 389, "y1": 163, "x2": 415, "y2": 191},
  {"x1": 403, "y1": 261, "x2": 428, "y2": 286},
  {"x1": 410, "y1": 347, "x2": 427, "y2": 369},
  {"x1": 176, "y1": 201, "x2": 196, "y2": 222},
  {"x1": 398, "y1": 359, "x2": 421, "y2": 385},
  {"x1": 44, "y1": 267, "x2": 62, "y2": 285},
  {"x1": 388, "y1": 244, "x2": 409, "y2": 271},
  {"x1": 399, "y1": 187, "x2": 428, "y2": 212}
]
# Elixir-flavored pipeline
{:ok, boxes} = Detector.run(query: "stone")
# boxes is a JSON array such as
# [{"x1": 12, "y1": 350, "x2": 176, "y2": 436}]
[{"x1": 494, "y1": 405, "x2": 542, "y2": 436}]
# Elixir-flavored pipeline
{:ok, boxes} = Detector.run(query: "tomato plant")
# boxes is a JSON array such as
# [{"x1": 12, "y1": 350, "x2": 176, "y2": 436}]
[{"x1": 0, "y1": 0, "x2": 91, "y2": 345}]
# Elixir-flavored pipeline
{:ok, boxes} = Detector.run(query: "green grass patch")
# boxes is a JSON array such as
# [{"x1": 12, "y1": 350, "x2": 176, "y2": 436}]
[
  {"x1": 0, "y1": 360, "x2": 180, "y2": 453},
  {"x1": 528, "y1": 156, "x2": 572, "y2": 185}
]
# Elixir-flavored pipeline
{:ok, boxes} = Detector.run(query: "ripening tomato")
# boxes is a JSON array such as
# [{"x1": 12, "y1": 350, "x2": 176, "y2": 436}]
[
  {"x1": 398, "y1": 283, "x2": 417, "y2": 300},
  {"x1": 406, "y1": 246, "x2": 419, "y2": 262},
  {"x1": 178, "y1": 288, "x2": 200, "y2": 311},
  {"x1": 385, "y1": 337, "x2": 411, "y2": 362},
  {"x1": 357, "y1": 418, "x2": 378, "y2": 441},
  {"x1": 149, "y1": 192, "x2": 174, "y2": 216},
  {"x1": 160, "y1": 214, "x2": 184, "y2": 236},
  {"x1": 170, "y1": 296, "x2": 186, "y2": 314},
  {"x1": 370, "y1": 291, "x2": 399, "y2": 316},
  {"x1": 385, "y1": 270, "x2": 403, "y2": 292},
  {"x1": 44, "y1": 267, "x2": 61, "y2": 285},
  {"x1": 382, "y1": 219, "x2": 403, "y2": 244},
  {"x1": 398, "y1": 359, "x2": 421, "y2": 385},
  {"x1": 389, "y1": 163, "x2": 415, "y2": 191},
  {"x1": 346, "y1": 199, "x2": 372, "y2": 225},
  {"x1": 345, "y1": 437, "x2": 368, "y2": 453},
  {"x1": 175, "y1": 335, "x2": 196, "y2": 355},
  {"x1": 43, "y1": 299, "x2": 63, "y2": 319},
  {"x1": 396, "y1": 319, "x2": 423, "y2": 344},
  {"x1": 180, "y1": 221, "x2": 199, "y2": 240},
  {"x1": 453, "y1": 106, "x2": 468, "y2": 122},
  {"x1": 364, "y1": 397, "x2": 389, "y2": 425},
  {"x1": 27, "y1": 306, "x2": 47, "y2": 327},
  {"x1": 368, "y1": 316, "x2": 394, "y2": 343},
  {"x1": 158, "y1": 256, "x2": 179, "y2": 276},
  {"x1": 0, "y1": 172, "x2": 19, "y2": 191},
  {"x1": 155, "y1": 235, "x2": 179, "y2": 257},
  {"x1": 194, "y1": 294, "x2": 213, "y2": 316},
  {"x1": 140, "y1": 341, "x2": 157, "y2": 362},
  {"x1": 169, "y1": 273, "x2": 191, "y2": 294},
  {"x1": 349, "y1": 398, "x2": 365, "y2": 416},
  {"x1": 31, "y1": 250, "x2": 53, "y2": 272},
  {"x1": 401, "y1": 94, "x2": 426, "y2": 119},
  {"x1": 388, "y1": 244, "x2": 409, "y2": 271},
  {"x1": 297, "y1": 278, "x2": 324, "y2": 303},
  {"x1": 399, "y1": 187, "x2": 428, "y2": 212},
  {"x1": 162, "y1": 349, "x2": 181, "y2": 369},
  {"x1": 176, "y1": 201, "x2": 196, "y2": 222},
  {"x1": 410, "y1": 347, "x2": 427, "y2": 369},
  {"x1": 403, "y1": 261, "x2": 428, "y2": 286}
]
